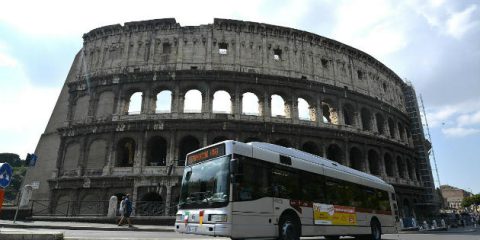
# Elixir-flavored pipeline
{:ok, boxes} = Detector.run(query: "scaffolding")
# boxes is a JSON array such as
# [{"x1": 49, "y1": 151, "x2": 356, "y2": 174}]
[{"x1": 403, "y1": 82, "x2": 438, "y2": 207}]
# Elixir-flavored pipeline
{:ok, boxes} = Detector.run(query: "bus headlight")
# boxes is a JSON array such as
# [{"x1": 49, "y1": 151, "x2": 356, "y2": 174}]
[
  {"x1": 176, "y1": 214, "x2": 183, "y2": 222},
  {"x1": 209, "y1": 214, "x2": 228, "y2": 222}
]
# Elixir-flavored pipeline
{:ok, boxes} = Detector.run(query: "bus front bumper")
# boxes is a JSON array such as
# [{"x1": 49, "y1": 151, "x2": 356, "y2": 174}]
[{"x1": 175, "y1": 222, "x2": 231, "y2": 237}]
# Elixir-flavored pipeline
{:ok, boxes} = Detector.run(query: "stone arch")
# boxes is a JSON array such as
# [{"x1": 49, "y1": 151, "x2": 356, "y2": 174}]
[
  {"x1": 178, "y1": 135, "x2": 200, "y2": 166},
  {"x1": 147, "y1": 136, "x2": 167, "y2": 166},
  {"x1": 361, "y1": 108, "x2": 372, "y2": 131},
  {"x1": 73, "y1": 95, "x2": 90, "y2": 121},
  {"x1": 155, "y1": 90, "x2": 172, "y2": 113},
  {"x1": 212, "y1": 90, "x2": 232, "y2": 113},
  {"x1": 136, "y1": 186, "x2": 166, "y2": 216},
  {"x1": 375, "y1": 113, "x2": 385, "y2": 134},
  {"x1": 384, "y1": 153, "x2": 394, "y2": 177},
  {"x1": 169, "y1": 185, "x2": 180, "y2": 215},
  {"x1": 321, "y1": 99, "x2": 338, "y2": 124},
  {"x1": 397, "y1": 156, "x2": 405, "y2": 178},
  {"x1": 406, "y1": 158, "x2": 414, "y2": 180},
  {"x1": 184, "y1": 89, "x2": 202, "y2": 113},
  {"x1": 242, "y1": 92, "x2": 261, "y2": 116},
  {"x1": 301, "y1": 141, "x2": 321, "y2": 156},
  {"x1": 86, "y1": 139, "x2": 107, "y2": 170},
  {"x1": 274, "y1": 138, "x2": 291, "y2": 147},
  {"x1": 368, "y1": 149, "x2": 381, "y2": 175},
  {"x1": 63, "y1": 142, "x2": 80, "y2": 171},
  {"x1": 127, "y1": 92, "x2": 142, "y2": 115},
  {"x1": 271, "y1": 94, "x2": 287, "y2": 117},
  {"x1": 327, "y1": 144, "x2": 343, "y2": 164},
  {"x1": 388, "y1": 118, "x2": 395, "y2": 138},
  {"x1": 298, "y1": 98, "x2": 315, "y2": 121},
  {"x1": 349, "y1": 147, "x2": 363, "y2": 171},
  {"x1": 398, "y1": 122, "x2": 405, "y2": 141},
  {"x1": 95, "y1": 91, "x2": 115, "y2": 118},
  {"x1": 403, "y1": 198, "x2": 413, "y2": 217},
  {"x1": 342, "y1": 103, "x2": 356, "y2": 126},
  {"x1": 212, "y1": 136, "x2": 228, "y2": 144},
  {"x1": 116, "y1": 137, "x2": 136, "y2": 167}
]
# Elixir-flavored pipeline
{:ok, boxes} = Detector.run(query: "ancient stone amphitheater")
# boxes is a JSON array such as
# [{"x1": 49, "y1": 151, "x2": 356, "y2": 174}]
[{"x1": 24, "y1": 18, "x2": 437, "y2": 218}]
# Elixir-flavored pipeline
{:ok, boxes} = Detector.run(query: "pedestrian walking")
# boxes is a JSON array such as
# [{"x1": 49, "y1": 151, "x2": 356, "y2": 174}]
[
  {"x1": 117, "y1": 196, "x2": 126, "y2": 225},
  {"x1": 118, "y1": 194, "x2": 133, "y2": 227}
]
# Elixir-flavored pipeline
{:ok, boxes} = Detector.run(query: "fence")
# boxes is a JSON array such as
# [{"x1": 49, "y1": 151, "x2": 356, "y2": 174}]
[{"x1": 28, "y1": 200, "x2": 177, "y2": 217}]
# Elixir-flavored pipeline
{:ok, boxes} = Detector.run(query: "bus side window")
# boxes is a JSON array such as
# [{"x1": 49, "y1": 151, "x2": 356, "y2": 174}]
[
  {"x1": 272, "y1": 167, "x2": 301, "y2": 199},
  {"x1": 300, "y1": 171, "x2": 326, "y2": 203},
  {"x1": 235, "y1": 156, "x2": 271, "y2": 201}
]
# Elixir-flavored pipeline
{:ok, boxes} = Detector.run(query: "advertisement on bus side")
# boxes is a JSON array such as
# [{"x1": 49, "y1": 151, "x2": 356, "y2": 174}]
[{"x1": 313, "y1": 203, "x2": 357, "y2": 225}]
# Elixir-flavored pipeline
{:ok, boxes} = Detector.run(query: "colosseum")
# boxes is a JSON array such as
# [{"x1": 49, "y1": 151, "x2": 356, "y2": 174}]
[{"x1": 23, "y1": 18, "x2": 437, "y2": 219}]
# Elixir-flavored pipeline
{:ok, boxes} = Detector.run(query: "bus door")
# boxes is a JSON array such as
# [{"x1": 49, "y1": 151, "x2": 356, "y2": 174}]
[{"x1": 231, "y1": 155, "x2": 275, "y2": 237}]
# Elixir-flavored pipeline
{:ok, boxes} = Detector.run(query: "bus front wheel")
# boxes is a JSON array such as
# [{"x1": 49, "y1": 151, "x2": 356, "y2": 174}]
[{"x1": 278, "y1": 214, "x2": 300, "y2": 240}]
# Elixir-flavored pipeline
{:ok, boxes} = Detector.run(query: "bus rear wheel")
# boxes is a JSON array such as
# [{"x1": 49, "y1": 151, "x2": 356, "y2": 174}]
[
  {"x1": 278, "y1": 215, "x2": 300, "y2": 240},
  {"x1": 355, "y1": 219, "x2": 381, "y2": 240}
]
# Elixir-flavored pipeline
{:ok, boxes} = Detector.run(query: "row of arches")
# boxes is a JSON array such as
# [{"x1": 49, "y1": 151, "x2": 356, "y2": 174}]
[
  {"x1": 73, "y1": 88, "x2": 411, "y2": 142},
  {"x1": 62, "y1": 134, "x2": 420, "y2": 181}
]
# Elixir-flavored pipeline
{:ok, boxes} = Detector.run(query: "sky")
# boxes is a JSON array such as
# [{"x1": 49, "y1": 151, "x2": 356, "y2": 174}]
[{"x1": 0, "y1": 0, "x2": 479, "y2": 193}]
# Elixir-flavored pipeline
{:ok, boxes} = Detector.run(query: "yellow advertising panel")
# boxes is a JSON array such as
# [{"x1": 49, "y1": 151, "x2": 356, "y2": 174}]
[{"x1": 313, "y1": 203, "x2": 357, "y2": 225}]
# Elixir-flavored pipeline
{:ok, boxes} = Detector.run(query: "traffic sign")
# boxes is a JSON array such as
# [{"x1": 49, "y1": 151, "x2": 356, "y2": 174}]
[{"x1": 0, "y1": 163, "x2": 13, "y2": 188}]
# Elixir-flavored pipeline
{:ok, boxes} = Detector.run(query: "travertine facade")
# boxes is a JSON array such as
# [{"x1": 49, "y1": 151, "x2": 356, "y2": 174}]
[{"x1": 23, "y1": 18, "x2": 436, "y2": 217}]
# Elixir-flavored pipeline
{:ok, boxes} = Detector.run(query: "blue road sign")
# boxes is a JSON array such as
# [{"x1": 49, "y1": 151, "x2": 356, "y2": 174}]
[{"x1": 0, "y1": 163, "x2": 13, "y2": 188}]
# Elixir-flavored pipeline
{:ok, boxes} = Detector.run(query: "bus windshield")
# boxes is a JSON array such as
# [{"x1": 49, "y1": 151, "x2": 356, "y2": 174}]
[{"x1": 178, "y1": 155, "x2": 230, "y2": 209}]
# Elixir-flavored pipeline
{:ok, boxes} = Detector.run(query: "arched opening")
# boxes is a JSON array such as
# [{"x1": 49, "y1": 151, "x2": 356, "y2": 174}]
[
  {"x1": 73, "y1": 95, "x2": 90, "y2": 121},
  {"x1": 178, "y1": 136, "x2": 200, "y2": 166},
  {"x1": 128, "y1": 92, "x2": 142, "y2": 115},
  {"x1": 136, "y1": 191, "x2": 164, "y2": 216},
  {"x1": 398, "y1": 122, "x2": 405, "y2": 141},
  {"x1": 242, "y1": 92, "x2": 260, "y2": 116},
  {"x1": 384, "y1": 153, "x2": 394, "y2": 177},
  {"x1": 147, "y1": 136, "x2": 167, "y2": 166},
  {"x1": 298, "y1": 98, "x2": 313, "y2": 121},
  {"x1": 271, "y1": 94, "x2": 287, "y2": 117},
  {"x1": 156, "y1": 90, "x2": 172, "y2": 113},
  {"x1": 244, "y1": 137, "x2": 262, "y2": 143},
  {"x1": 274, "y1": 139, "x2": 291, "y2": 148},
  {"x1": 403, "y1": 199, "x2": 412, "y2": 217},
  {"x1": 407, "y1": 159, "x2": 414, "y2": 180},
  {"x1": 116, "y1": 138, "x2": 135, "y2": 167},
  {"x1": 184, "y1": 89, "x2": 202, "y2": 113},
  {"x1": 212, "y1": 136, "x2": 228, "y2": 144},
  {"x1": 388, "y1": 118, "x2": 395, "y2": 138},
  {"x1": 63, "y1": 142, "x2": 80, "y2": 171},
  {"x1": 361, "y1": 108, "x2": 372, "y2": 131},
  {"x1": 301, "y1": 141, "x2": 320, "y2": 156},
  {"x1": 375, "y1": 113, "x2": 385, "y2": 134},
  {"x1": 368, "y1": 150, "x2": 380, "y2": 175},
  {"x1": 327, "y1": 144, "x2": 343, "y2": 164},
  {"x1": 322, "y1": 102, "x2": 332, "y2": 123},
  {"x1": 349, "y1": 147, "x2": 363, "y2": 171},
  {"x1": 397, "y1": 156, "x2": 405, "y2": 178},
  {"x1": 343, "y1": 103, "x2": 356, "y2": 126},
  {"x1": 213, "y1": 90, "x2": 232, "y2": 113}
]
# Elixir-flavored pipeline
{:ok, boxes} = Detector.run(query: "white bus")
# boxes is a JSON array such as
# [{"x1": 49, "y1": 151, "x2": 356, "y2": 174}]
[{"x1": 175, "y1": 140, "x2": 399, "y2": 240}]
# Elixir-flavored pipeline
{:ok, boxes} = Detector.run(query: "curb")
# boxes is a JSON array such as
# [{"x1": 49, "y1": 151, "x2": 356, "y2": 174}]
[
  {"x1": 0, "y1": 232, "x2": 64, "y2": 240},
  {"x1": 0, "y1": 223, "x2": 175, "y2": 232}
]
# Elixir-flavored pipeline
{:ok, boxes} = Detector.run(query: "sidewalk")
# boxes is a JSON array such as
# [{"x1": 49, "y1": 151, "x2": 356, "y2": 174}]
[{"x1": 0, "y1": 219, "x2": 175, "y2": 232}]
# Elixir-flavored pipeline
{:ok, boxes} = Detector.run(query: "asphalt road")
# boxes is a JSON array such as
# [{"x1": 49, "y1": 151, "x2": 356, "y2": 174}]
[{"x1": 1, "y1": 227, "x2": 479, "y2": 240}]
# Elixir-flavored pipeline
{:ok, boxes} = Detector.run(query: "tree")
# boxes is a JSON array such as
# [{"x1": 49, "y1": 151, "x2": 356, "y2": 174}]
[{"x1": 462, "y1": 194, "x2": 480, "y2": 212}]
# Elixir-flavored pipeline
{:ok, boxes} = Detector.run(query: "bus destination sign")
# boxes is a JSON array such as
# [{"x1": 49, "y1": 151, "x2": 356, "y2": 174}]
[{"x1": 187, "y1": 144, "x2": 225, "y2": 165}]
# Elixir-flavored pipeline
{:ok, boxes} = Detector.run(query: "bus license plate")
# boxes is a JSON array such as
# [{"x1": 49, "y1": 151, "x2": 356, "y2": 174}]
[{"x1": 187, "y1": 225, "x2": 197, "y2": 233}]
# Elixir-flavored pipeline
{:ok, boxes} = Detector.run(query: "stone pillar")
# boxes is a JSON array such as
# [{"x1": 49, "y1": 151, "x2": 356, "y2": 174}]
[
  {"x1": 344, "y1": 141, "x2": 350, "y2": 167},
  {"x1": 165, "y1": 186, "x2": 172, "y2": 216},
  {"x1": 363, "y1": 146, "x2": 370, "y2": 173},
  {"x1": 202, "y1": 88, "x2": 211, "y2": 114},
  {"x1": 290, "y1": 96, "x2": 298, "y2": 123},
  {"x1": 263, "y1": 93, "x2": 271, "y2": 121},
  {"x1": 168, "y1": 133, "x2": 176, "y2": 166},
  {"x1": 234, "y1": 92, "x2": 242, "y2": 120}
]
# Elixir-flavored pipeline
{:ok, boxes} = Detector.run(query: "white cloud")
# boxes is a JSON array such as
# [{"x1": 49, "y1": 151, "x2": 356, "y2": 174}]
[
  {"x1": 442, "y1": 127, "x2": 480, "y2": 137},
  {"x1": 446, "y1": 4, "x2": 480, "y2": 39},
  {"x1": 457, "y1": 111, "x2": 480, "y2": 127},
  {"x1": 0, "y1": 53, "x2": 18, "y2": 67}
]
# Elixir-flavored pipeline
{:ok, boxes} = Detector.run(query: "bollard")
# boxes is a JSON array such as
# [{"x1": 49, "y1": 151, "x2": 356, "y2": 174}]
[{"x1": 107, "y1": 195, "x2": 118, "y2": 218}]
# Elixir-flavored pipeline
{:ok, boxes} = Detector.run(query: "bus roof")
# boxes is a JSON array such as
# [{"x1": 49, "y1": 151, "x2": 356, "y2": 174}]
[{"x1": 247, "y1": 141, "x2": 394, "y2": 192}]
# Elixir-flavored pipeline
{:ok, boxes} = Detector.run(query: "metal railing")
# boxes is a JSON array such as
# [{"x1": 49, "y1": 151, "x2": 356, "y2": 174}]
[{"x1": 28, "y1": 200, "x2": 177, "y2": 217}]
